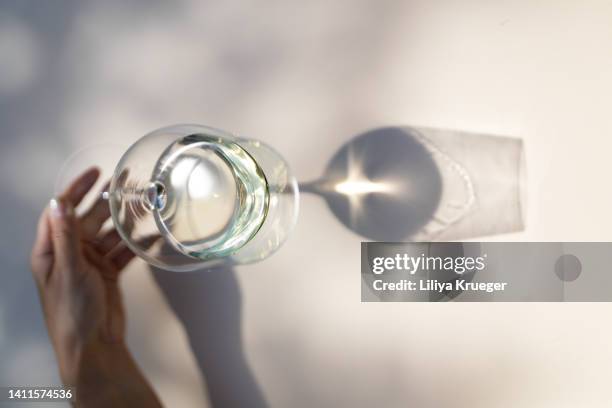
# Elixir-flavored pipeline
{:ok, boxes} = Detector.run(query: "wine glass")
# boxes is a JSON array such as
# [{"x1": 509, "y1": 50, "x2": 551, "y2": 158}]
[{"x1": 59, "y1": 124, "x2": 299, "y2": 271}]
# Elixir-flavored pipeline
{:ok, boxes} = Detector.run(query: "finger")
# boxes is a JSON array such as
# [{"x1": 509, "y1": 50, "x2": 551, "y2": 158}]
[
  {"x1": 84, "y1": 245, "x2": 123, "y2": 284},
  {"x1": 109, "y1": 234, "x2": 160, "y2": 271},
  {"x1": 80, "y1": 180, "x2": 111, "y2": 240},
  {"x1": 83, "y1": 245, "x2": 115, "y2": 279},
  {"x1": 58, "y1": 167, "x2": 100, "y2": 208},
  {"x1": 110, "y1": 246, "x2": 136, "y2": 272},
  {"x1": 30, "y1": 207, "x2": 53, "y2": 280},
  {"x1": 48, "y1": 198, "x2": 82, "y2": 269},
  {"x1": 32, "y1": 207, "x2": 52, "y2": 258},
  {"x1": 96, "y1": 228, "x2": 122, "y2": 255}
]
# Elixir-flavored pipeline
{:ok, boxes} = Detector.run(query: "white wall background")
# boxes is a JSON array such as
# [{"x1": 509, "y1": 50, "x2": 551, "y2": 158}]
[{"x1": 1, "y1": 0, "x2": 612, "y2": 406}]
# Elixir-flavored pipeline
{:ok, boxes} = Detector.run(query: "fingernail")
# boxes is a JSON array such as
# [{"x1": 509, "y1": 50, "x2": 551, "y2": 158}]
[
  {"x1": 49, "y1": 198, "x2": 73, "y2": 218},
  {"x1": 49, "y1": 198, "x2": 63, "y2": 218}
]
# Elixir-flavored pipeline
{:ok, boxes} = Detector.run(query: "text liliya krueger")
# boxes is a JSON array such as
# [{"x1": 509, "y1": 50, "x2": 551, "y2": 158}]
[{"x1": 369, "y1": 253, "x2": 508, "y2": 293}]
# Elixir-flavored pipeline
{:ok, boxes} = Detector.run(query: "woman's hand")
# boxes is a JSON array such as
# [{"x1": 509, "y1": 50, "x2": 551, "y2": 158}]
[{"x1": 30, "y1": 167, "x2": 162, "y2": 407}]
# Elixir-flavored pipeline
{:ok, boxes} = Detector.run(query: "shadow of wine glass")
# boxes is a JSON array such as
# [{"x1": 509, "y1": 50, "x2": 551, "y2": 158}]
[{"x1": 300, "y1": 127, "x2": 443, "y2": 241}]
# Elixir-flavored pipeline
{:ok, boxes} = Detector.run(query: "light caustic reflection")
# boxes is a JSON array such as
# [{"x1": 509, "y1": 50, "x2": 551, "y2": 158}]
[
  {"x1": 333, "y1": 144, "x2": 398, "y2": 195},
  {"x1": 332, "y1": 147, "x2": 400, "y2": 228},
  {"x1": 334, "y1": 180, "x2": 395, "y2": 195}
]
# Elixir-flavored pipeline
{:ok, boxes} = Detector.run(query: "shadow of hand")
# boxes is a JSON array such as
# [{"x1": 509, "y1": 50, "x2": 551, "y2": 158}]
[{"x1": 152, "y1": 264, "x2": 267, "y2": 408}]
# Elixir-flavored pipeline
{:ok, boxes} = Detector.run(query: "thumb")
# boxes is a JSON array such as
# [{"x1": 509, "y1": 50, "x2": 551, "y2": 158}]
[{"x1": 49, "y1": 197, "x2": 82, "y2": 268}]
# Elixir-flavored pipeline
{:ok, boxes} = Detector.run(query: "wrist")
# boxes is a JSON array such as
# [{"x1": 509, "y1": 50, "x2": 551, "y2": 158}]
[
  {"x1": 58, "y1": 339, "x2": 133, "y2": 406},
  {"x1": 54, "y1": 337, "x2": 162, "y2": 407},
  {"x1": 56, "y1": 337, "x2": 125, "y2": 386}
]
